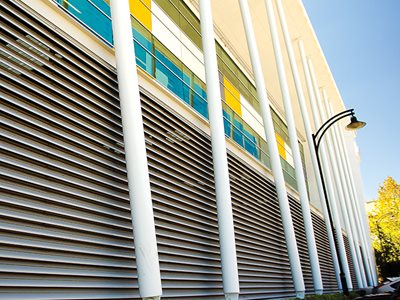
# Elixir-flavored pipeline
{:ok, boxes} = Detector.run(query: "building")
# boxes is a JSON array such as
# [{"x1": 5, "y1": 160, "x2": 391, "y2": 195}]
[{"x1": 0, "y1": 0, "x2": 377, "y2": 299}]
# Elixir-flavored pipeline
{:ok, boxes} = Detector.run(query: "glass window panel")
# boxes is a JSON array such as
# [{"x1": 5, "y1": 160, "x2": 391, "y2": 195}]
[
  {"x1": 182, "y1": 65, "x2": 192, "y2": 104},
  {"x1": 223, "y1": 109, "x2": 232, "y2": 138},
  {"x1": 243, "y1": 125, "x2": 258, "y2": 158},
  {"x1": 193, "y1": 77, "x2": 208, "y2": 118},
  {"x1": 155, "y1": 40, "x2": 184, "y2": 100},
  {"x1": 237, "y1": 70, "x2": 248, "y2": 89},
  {"x1": 93, "y1": 0, "x2": 111, "y2": 16},
  {"x1": 233, "y1": 118, "x2": 244, "y2": 147},
  {"x1": 239, "y1": 81, "x2": 251, "y2": 102},
  {"x1": 179, "y1": 4, "x2": 202, "y2": 49},
  {"x1": 222, "y1": 51, "x2": 237, "y2": 77},
  {"x1": 58, "y1": 0, "x2": 113, "y2": 44},
  {"x1": 259, "y1": 139, "x2": 271, "y2": 168},
  {"x1": 132, "y1": 18, "x2": 153, "y2": 74},
  {"x1": 154, "y1": 0, "x2": 179, "y2": 25},
  {"x1": 222, "y1": 103, "x2": 233, "y2": 138}
]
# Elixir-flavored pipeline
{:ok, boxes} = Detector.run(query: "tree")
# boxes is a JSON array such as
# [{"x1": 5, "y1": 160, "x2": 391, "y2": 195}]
[{"x1": 368, "y1": 176, "x2": 400, "y2": 278}]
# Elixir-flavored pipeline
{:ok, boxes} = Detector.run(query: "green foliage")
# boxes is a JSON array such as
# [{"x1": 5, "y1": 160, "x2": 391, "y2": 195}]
[
  {"x1": 304, "y1": 291, "x2": 359, "y2": 300},
  {"x1": 368, "y1": 176, "x2": 400, "y2": 277}
]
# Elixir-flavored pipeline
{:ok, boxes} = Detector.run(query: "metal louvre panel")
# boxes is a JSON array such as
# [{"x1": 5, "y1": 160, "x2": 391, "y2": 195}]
[
  {"x1": 228, "y1": 155, "x2": 295, "y2": 300},
  {"x1": 287, "y1": 195, "x2": 313, "y2": 293},
  {"x1": 0, "y1": 1, "x2": 344, "y2": 300},
  {"x1": 140, "y1": 97, "x2": 224, "y2": 299},
  {"x1": 311, "y1": 211, "x2": 338, "y2": 292},
  {"x1": 0, "y1": 1, "x2": 140, "y2": 299},
  {"x1": 343, "y1": 234, "x2": 358, "y2": 289}
]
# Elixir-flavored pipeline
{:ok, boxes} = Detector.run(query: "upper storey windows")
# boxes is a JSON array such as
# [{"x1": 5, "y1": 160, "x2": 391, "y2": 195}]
[
  {"x1": 153, "y1": 0, "x2": 202, "y2": 50},
  {"x1": 54, "y1": 0, "x2": 303, "y2": 189}
]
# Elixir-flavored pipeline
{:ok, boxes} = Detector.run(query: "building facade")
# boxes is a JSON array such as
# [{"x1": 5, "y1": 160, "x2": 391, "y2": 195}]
[{"x1": 0, "y1": 0, "x2": 376, "y2": 299}]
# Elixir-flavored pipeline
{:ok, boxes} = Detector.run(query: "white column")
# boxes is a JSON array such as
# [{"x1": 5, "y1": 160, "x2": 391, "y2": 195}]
[
  {"x1": 199, "y1": 1, "x2": 240, "y2": 299},
  {"x1": 110, "y1": 1, "x2": 162, "y2": 299},
  {"x1": 334, "y1": 118, "x2": 375, "y2": 286},
  {"x1": 290, "y1": 41, "x2": 340, "y2": 289},
  {"x1": 265, "y1": 0, "x2": 323, "y2": 294},
  {"x1": 326, "y1": 100, "x2": 371, "y2": 288},
  {"x1": 299, "y1": 42, "x2": 352, "y2": 291},
  {"x1": 307, "y1": 57, "x2": 359, "y2": 289},
  {"x1": 344, "y1": 132, "x2": 378, "y2": 285},
  {"x1": 320, "y1": 91, "x2": 366, "y2": 288},
  {"x1": 277, "y1": 2, "x2": 341, "y2": 289},
  {"x1": 277, "y1": 2, "x2": 341, "y2": 288},
  {"x1": 238, "y1": 0, "x2": 305, "y2": 298}
]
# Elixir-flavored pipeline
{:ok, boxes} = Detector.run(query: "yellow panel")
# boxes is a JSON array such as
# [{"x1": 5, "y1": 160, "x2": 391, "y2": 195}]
[
  {"x1": 223, "y1": 77, "x2": 242, "y2": 116},
  {"x1": 276, "y1": 133, "x2": 287, "y2": 160},
  {"x1": 129, "y1": 0, "x2": 152, "y2": 31}
]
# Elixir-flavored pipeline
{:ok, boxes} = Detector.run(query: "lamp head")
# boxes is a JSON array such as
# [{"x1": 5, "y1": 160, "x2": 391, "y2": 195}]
[{"x1": 346, "y1": 115, "x2": 366, "y2": 130}]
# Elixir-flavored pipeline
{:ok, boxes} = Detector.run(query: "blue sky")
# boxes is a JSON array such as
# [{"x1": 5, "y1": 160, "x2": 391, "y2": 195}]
[{"x1": 302, "y1": 0, "x2": 400, "y2": 201}]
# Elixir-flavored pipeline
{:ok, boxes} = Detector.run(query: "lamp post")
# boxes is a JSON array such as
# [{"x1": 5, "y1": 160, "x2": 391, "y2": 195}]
[{"x1": 312, "y1": 108, "x2": 366, "y2": 295}]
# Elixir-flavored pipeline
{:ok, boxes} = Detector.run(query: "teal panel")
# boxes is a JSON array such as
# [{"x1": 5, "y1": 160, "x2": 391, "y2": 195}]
[
  {"x1": 223, "y1": 110, "x2": 232, "y2": 138},
  {"x1": 233, "y1": 119, "x2": 244, "y2": 147},
  {"x1": 133, "y1": 29, "x2": 153, "y2": 74},
  {"x1": 193, "y1": 83, "x2": 208, "y2": 118},
  {"x1": 155, "y1": 50, "x2": 184, "y2": 100},
  {"x1": 57, "y1": 0, "x2": 113, "y2": 44},
  {"x1": 244, "y1": 130, "x2": 258, "y2": 159}
]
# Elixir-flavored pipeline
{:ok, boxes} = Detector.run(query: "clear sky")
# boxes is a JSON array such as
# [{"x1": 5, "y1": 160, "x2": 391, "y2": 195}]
[{"x1": 302, "y1": 0, "x2": 400, "y2": 202}]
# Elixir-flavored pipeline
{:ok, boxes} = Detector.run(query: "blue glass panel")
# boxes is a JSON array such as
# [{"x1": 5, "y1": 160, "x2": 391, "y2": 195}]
[
  {"x1": 193, "y1": 83, "x2": 208, "y2": 118},
  {"x1": 182, "y1": 72, "x2": 191, "y2": 104},
  {"x1": 233, "y1": 119, "x2": 244, "y2": 147},
  {"x1": 244, "y1": 130, "x2": 258, "y2": 158},
  {"x1": 133, "y1": 28, "x2": 152, "y2": 52},
  {"x1": 91, "y1": 0, "x2": 111, "y2": 16},
  {"x1": 223, "y1": 110, "x2": 232, "y2": 137},
  {"x1": 133, "y1": 29, "x2": 153, "y2": 74},
  {"x1": 155, "y1": 50, "x2": 184, "y2": 100},
  {"x1": 58, "y1": 0, "x2": 113, "y2": 44}
]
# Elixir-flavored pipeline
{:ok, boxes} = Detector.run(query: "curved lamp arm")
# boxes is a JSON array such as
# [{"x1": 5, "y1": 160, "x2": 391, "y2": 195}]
[{"x1": 312, "y1": 108, "x2": 354, "y2": 152}]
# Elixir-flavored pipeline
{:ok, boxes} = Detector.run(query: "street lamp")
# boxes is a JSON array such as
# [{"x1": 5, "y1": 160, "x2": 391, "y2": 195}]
[{"x1": 312, "y1": 108, "x2": 366, "y2": 295}]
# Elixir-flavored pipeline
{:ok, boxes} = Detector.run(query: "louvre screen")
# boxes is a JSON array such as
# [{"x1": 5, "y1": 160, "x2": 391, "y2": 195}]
[
  {"x1": 288, "y1": 195, "x2": 313, "y2": 293},
  {"x1": 141, "y1": 96, "x2": 224, "y2": 299},
  {"x1": 311, "y1": 211, "x2": 338, "y2": 292},
  {"x1": 0, "y1": 0, "x2": 140, "y2": 298},
  {"x1": 228, "y1": 155, "x2": 295, "y2": 299},
  {"x1": 1, "y1": 0, "x2": 339, "y2": 299},
  {"x1": 343, "y1": 234, "x2": 358, "y2": 289}
]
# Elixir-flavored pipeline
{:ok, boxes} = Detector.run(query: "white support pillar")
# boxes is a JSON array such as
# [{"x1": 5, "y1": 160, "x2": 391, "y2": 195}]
[
  {"x1": 199, "y1": 1, "x2": 240, "y2": 299},
  {"x1": 298, "y1": 42, "x2": 352, "y2": 291},
  {"x1": 334, "y1": 115, "x2": 375, "y2": 286},
  {"x1": 361, "y1": 213, "x2": 378, "y2": 285},
  {"x1": 110, "y1": 1, "x2": 162, "y2": 299},
  {"x1": 308, "y1": 60, "x2": 362, "y2": 286},
  {"x1": 265, "y1": 0, "x2": 323, "y2": 294},
  {"x1": 326, "y1": 100, "x2": 370, "y2": 288},
  {"x1": 238, "y1": 0, "x2": 305, "y2": 298},
  {"x1": 277, "y1": 2, "x2": 340, "y2": 289},
  {"x1": 277, "y1": 2, "x2": 341, "y2": 288},
  {"x1": 320, "y1": 91, "x2": 366, "y2": 288},
  {"x1": 308, "y1": 59, "x2": 359, "y2": 285}
]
